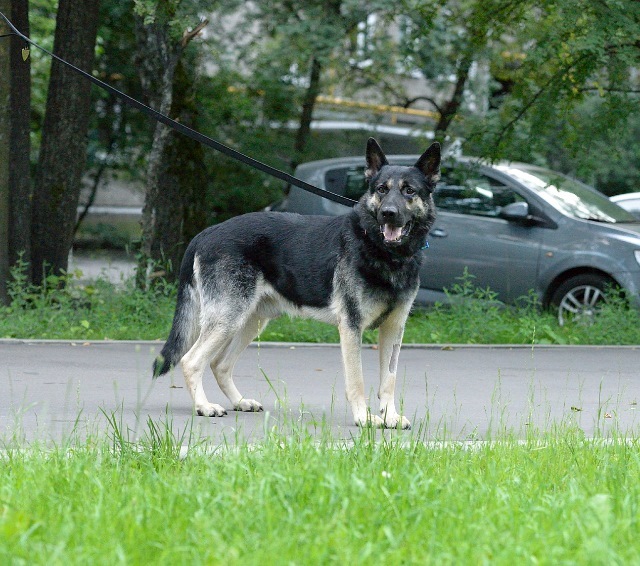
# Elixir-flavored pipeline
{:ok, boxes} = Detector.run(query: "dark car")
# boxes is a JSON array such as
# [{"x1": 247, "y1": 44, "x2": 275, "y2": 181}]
[{"x1": 274, "y1": 154, "x2": 640, "y2": 324}]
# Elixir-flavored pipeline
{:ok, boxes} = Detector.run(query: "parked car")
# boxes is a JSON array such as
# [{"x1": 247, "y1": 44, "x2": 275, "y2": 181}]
[
  {"x1": 274, "y1": 154, "x2": 640, "y2": 325},
  {"x1": 611, "y1": 192, "x2": 640, "y2": 219}
]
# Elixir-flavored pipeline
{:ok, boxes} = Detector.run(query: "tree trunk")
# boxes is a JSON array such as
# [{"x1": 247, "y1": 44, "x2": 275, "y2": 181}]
[
  {"x1": 293, "y1": 56, "x2": 322, "y2": 169},
  {"x1": 153, "y1": 60, "x2": 208, "y2": 281},
  {"x1": 0, "y1": 0, "x2": 10, "y2": 303},
  {"x1": 133, "y1": 17, "x2": 207, "y2": 288},
  {"x1": 134, "y1": 19, "x2": 181, "y2": 288},
  {"x1": 31, "y1": 0, "x2": 100, "y2": 285},
  {"x1": 8, "y1": 0, "x2": 31, "y2": 273},
  {"x1": 434, "y1": 55, "x2": 473, "y2": 139}
]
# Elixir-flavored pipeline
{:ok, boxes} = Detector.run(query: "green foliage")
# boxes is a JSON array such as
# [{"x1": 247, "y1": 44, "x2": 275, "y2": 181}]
[
  {"x1": 132, "y1": 0, "x2": 228, "y2": 34},
  {"x1": 463, "y1": 0, "x2": 640, "y2": 191},
  {"x1": 407, "y1": 271, "x2": 640, "y2": 346},
  {"x1": 24, "y1": 0, "x2": 640, "y2": 235},
  {"x1": 3, "y1": 264, "x2": 639, "y2": 345},
  {"x1": 0, "y1": 258, "x2": 175, "y2": 340},
  {"x1": 251, "y1": 269, "x2": 640, "y2": 346}
]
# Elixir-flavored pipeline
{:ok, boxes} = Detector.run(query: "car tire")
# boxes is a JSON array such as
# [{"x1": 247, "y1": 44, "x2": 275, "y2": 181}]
[{"x1": 550, "y1": 273, "x2": 615, "y2": 326}]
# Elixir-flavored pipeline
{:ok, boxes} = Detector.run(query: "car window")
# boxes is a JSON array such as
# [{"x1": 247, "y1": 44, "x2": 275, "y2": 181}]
[
  {"x1": 497, "y1": 164, "x2": 637, "y2": 223},
  {"x1": 324, "y1": 162, "x2": 525, "y2": 217},
  {"x1": 325, "y1": 167, "x2": 367, "y2": 200},
  {"x1": 434, "y1": 166, "x2": 524, "y2": 217}
]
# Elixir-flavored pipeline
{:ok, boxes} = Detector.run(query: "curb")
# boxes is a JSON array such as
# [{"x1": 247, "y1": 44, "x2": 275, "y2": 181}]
[{"x1": 0, "y1": 338, "x2": 638, "y2": 350}]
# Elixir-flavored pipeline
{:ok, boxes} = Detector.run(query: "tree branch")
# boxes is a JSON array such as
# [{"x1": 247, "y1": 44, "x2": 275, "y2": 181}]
[
  {"x1": 181, "y1": 19, "x2": 208, "y2": 47},
  {"x1": 494, "y1": 52, "x2": 593, "y2": 148},
  {"x1": 403, "y1": 95, "x2": 443, "y2": 114}
]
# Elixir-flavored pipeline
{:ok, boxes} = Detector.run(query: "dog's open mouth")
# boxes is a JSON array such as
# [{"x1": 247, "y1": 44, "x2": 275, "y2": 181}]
[{"x1": 380, "y1": 222, "x2": 411, "y2": 243}]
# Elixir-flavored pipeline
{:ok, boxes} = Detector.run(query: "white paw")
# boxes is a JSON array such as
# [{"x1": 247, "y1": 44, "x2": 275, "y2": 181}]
[
  {"x1": 196, "y1": 403, "x2": 227, "y2": 417},
  {"x1": 234, "y1": 398, "x2": 263, "y2": 412},
  {"x1": 355, "y1": 413, "x2": 385, "y2": 428},
  {"x1": 381, "y1": 412, "x2": 411, "y2": 430}
]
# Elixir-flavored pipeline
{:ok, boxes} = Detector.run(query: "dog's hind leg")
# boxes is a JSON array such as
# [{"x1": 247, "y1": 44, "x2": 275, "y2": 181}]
[
  {"x1": 210, "y1": 313, "x2": 268, "y2": 412},
  {"x1": 377, "y1": 304, "x2": 412, "y2": 429},
  {"x1": 181, "y1": 322, "x2": 235, "y2": 417}
]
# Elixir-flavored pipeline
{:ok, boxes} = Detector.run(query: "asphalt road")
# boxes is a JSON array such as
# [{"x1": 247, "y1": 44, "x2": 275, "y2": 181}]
[{"x1": 1, "y1": 340, "x2": 638, "y2": 445}]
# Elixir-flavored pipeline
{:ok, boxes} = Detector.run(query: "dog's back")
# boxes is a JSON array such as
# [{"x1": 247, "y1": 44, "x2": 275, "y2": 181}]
[{"x1": 153, "y1": 211, "x2": 351, "y2": 377}]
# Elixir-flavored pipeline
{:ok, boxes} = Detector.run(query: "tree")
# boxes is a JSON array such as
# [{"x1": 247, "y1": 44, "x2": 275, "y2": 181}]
[
  {"x1": 481, "y1": 0, "x2": 640, "y2": 162},
  {"x1": 132, "y1": 0, "x2": 209, "y2": 287},
  {"x1": 0, "y1": 0, "x2": 9, "y2": 303},
  {"x1": 244, "y1": 1, "x2": 379, "y2": 168},
  {"x1": 149, "y1": 58, "x2": 209, "y2": 280},
  {"x1": 7, "y1": 0, "x2": 31, "y2": 276},
  {"x1": 0, "y1": 0, "x2": 30, "y2": 302},
  {"x1": 393, "y1": 0, "x2": 528, "y2": 142},
  {"x1": 31, "y1": 0, "x2": 101, "y2": 285}
]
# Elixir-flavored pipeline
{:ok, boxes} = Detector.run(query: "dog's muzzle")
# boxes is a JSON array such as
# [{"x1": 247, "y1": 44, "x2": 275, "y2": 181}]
[
  {"x1": 380, "y1": 222, "x2": 411, "y2": 243},
  {"x1": 378, "y1": 204, "x2": 410, "y2": 244}
]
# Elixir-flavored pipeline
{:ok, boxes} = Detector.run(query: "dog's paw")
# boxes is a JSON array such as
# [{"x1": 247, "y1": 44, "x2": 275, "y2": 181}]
[
  {"x1": 234, "y1": 398, "x2": 263, "y2": 412},
  {"x1": 196, "y1": 403, "x2": 227, "y2": 417},
  {"x1": 355, "y1": 414, "x2": 385, "y2": 428},
  {"x1": 382, "y1": 414, "x2": 411, "y2": 430}
]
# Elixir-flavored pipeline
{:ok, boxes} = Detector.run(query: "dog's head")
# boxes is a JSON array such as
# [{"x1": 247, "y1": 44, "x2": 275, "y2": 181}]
[{"x1": 360, "y1": 138, "x2": 440, "y2": 250}]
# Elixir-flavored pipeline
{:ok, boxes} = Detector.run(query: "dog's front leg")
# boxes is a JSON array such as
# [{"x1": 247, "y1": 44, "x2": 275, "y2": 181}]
[
  {"x1": 338, "y1": 320, "x2": 384, "y2": 428},
  {"x1": 377, "y1": 306, "x2": 411, "y2": 429}
]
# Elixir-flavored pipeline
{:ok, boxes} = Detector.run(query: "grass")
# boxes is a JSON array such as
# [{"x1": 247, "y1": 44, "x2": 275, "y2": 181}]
[
  {"x1": 1, "y1": 415, "x2": 639, "y2": 564},
  {"x1": 2, "y1": 260, "x2": 640, "y2": 345},
  {"x1": 0, "y1": 259, "x2": 175, "y2": 341}
]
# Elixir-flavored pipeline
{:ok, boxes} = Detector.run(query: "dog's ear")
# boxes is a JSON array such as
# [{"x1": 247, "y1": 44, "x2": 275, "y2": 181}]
[
  {"x1": 414, "y1": 142, "x2": 441, "y2": 184},
  {"x1": 365, "y1": 138, "x2": 388, "y2": 179}
]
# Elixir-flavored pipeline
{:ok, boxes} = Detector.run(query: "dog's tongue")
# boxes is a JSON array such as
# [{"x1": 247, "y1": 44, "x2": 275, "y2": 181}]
[{"x1": 383, "y1": 224, "x2": 403, "y2": 242}]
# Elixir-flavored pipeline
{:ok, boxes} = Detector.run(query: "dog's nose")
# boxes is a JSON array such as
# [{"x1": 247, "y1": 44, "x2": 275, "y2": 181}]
[{"x1": 381, "y1": 206, "x2": 398, "y2": 221}]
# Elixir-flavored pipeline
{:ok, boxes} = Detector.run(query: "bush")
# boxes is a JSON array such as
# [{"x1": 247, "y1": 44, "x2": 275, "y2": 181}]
[{"x1": 0, "y1": 257, "x2": 175, "y2": 340}]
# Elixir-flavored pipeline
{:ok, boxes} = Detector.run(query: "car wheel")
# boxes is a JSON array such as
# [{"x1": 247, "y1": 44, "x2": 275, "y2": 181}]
[{"x1": 550, "y1": 274, "x2": 614, "y2": 326}]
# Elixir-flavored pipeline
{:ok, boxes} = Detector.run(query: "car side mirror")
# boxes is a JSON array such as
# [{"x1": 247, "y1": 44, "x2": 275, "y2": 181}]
[{"x1": 499, "y1": 201, "x2": 530, "y2": 222}]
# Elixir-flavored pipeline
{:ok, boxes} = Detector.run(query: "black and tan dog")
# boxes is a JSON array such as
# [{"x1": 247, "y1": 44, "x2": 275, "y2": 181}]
[{"x1": 154, "y1": 138, "x2": 440, "y2": 428}]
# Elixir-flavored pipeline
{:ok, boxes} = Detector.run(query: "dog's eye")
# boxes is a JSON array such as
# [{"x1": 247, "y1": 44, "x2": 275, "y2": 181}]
[
  {"x1": 405, "y1": 187, "x2": 416, "y2": 196},
  {"x1": 376, "y1": 185, "x2": 388, "y2": 194}
]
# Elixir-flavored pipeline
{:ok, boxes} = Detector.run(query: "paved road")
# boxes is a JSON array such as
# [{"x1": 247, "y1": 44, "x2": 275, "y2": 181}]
[{"x1": 1, "y1": 340, "x2": 638, "y2": 445}]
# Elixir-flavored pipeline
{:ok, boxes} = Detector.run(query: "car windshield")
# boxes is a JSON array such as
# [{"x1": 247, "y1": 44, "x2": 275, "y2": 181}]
[{"x1": 495, "y1": 164, "x2": 638, "y2": 223}]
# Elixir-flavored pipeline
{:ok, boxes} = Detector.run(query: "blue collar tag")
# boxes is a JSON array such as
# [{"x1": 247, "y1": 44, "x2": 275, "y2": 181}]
[{"x1": 421, "y1": 241, "x2": 430, "y2": 250}]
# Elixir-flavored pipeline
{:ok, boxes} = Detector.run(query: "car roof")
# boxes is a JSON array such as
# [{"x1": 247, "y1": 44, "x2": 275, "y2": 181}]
[
  {"x1": 294, "y1": 154, "x2": 533, "y2": 175},
  {"x1": 611, "y1": 192, "x2": 640, "y2": 202}
]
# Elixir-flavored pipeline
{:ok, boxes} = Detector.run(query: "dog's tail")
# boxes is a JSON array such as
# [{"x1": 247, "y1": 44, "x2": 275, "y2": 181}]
[{"x1": 152, "y1": 247, "x2": 200, "y2": 378}]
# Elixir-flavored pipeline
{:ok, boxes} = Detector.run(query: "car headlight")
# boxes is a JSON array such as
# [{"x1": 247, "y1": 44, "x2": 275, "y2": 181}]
[{"x1": 635, "y1": 250, "x2": 640, "y2": 267}]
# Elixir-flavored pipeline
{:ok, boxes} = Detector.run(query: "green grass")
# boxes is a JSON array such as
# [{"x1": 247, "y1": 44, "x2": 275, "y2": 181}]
[
  {"x1": 0, "y1": 261, "x2": 175, "y2": 341},
  {"x1": 2, "y1": 261, "x2": 640, "y2": 345},
  {"x1": 1, "y1": 417, "x2": 639, "y2": 564}
]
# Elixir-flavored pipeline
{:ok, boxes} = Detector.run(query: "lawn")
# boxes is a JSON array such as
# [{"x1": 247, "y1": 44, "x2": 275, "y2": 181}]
[{"x1": 1, "y1": 420, "x2": 639, "y2": 564}]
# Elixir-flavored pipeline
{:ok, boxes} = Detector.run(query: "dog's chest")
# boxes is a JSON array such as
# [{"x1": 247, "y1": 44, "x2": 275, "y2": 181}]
[{"x1": 333, "y1": 257, "x2": 417, "y2": 327}]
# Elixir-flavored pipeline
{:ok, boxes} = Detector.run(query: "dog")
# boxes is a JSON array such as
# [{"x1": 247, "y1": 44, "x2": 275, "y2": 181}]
[{"x1": 153, "y1": 138, "x2": 440, "y2": 428}]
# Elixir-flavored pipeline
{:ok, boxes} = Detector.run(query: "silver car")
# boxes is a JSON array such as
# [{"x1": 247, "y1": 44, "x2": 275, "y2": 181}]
[
  {"x1": 275, "y1": 155, "x2": 640, "y2": 324},
  {"x1": 611, "y1": 192, "x2": 640, "y2": 219}
]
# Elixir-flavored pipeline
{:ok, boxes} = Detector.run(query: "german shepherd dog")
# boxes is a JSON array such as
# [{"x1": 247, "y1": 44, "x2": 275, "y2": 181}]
[{"x1": 153, "y1": 138, "x2": 440, "y2": 428}]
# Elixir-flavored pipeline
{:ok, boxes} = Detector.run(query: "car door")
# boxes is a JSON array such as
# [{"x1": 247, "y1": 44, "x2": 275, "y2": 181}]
[{"x1": 420, "y1": 166, "x2": 544, "y2": 302}]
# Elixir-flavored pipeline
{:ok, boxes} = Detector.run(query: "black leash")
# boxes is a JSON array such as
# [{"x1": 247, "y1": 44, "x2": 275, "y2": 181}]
[{"x1": 0, "y1": 12, "x2": 358, "y2": 208}]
